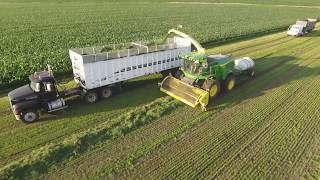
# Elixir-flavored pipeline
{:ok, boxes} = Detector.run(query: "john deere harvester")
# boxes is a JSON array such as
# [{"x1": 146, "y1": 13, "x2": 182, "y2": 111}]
[{"x1": 160, "y1": 29, "x2": 255, "y2": 110}]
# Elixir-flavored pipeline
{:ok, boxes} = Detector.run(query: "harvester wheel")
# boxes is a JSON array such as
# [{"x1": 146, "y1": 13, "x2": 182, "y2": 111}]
[
  {"x1": 224, "y1": 75, "x2": 236, "y2": 92},
  {"x1": 202, "y1": 79, "x2": 220, "y2": 99}
]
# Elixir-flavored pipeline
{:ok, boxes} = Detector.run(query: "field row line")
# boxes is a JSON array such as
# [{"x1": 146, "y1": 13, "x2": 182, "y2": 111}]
[
  {"x1": 174, "y1": 47, "x2": 320, "y2": 178},
  {"x1": 0, "y1": 96, "x2": 182, "y2": 179},
  {"x1": 118, "y1": 43, "x2": 320, "y2": 177},
  {"x1": 179, "y1": 74, "x2": 312, "y2": 179},
  {"x1": 166, "y1": 60, "x2": 316, "y2": 179},
  {"x1": 249, "y1": 78, "x2": 320, "y2": 178},
  {"x1": 168, "y1": 2, "x2": 320, "y2": 9},
  {"x1": 221, "y1": 75, "x2": 320, "y2": 179}
]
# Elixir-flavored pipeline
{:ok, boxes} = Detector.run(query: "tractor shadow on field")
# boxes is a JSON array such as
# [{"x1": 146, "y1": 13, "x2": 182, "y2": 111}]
[
  {"x1": 207, "y1": 55, "x2": 319, "y2": 111},
  {"x1": 39, "y1": 76, "x2": 164, "y2": 122}
]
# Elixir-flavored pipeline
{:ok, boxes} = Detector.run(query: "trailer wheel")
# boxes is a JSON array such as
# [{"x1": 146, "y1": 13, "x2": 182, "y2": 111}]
[
  {"x1": 82, "y1": 91, "x2": 99, "y2": 104},
  {"x1": 100, "y1": 87, "x2": 112, "y2": 99},
  {"x1": 173, "y1": 70, "x2": 184, "y2": 79},
  {"x1": 161, "y1": 70, "x2": 170, "y2": 78},
  {"x1": 171, "y1": 68, "x2": 182, "y2": 79},
  {"x1": 224, "y1": 75, "x2": 236, "y2": 92},
  {"x1": 21, "y1": 110, "x2": 39, "y2": 123}
]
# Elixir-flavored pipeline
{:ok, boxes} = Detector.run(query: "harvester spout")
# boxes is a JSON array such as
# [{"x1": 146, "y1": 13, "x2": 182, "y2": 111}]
[{"x1": 167, "y1": 29, "x2": 205, "y2": 54}]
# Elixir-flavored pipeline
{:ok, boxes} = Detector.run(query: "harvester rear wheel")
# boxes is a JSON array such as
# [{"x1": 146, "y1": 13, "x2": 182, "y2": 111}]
[{"x1": 224, "y1": 75, "x2": 236, "y2": 92}]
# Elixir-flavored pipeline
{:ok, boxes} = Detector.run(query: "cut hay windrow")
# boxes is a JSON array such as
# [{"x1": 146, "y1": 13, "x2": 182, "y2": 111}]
[{"x1": 0, "y1": 96, "x2": 181, "y2": 179}]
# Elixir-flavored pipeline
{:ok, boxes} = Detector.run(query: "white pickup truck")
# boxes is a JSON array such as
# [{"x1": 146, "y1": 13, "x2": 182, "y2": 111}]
[{"x1": 287, "y1": 18, "x2": 317, "y2": 36}]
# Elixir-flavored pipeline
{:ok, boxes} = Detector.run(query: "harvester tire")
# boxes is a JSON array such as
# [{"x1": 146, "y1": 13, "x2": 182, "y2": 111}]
[
  {"x1": 224, "y1": 75, "x2": 236, "y2": 92},
  {"x1": 202, "y1": 79, "x2": 220, "y2": 99}
]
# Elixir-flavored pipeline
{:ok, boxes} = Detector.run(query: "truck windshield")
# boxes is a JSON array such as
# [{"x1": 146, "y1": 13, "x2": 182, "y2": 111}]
[
  {"x1": 183, "y1": 60, "x2": 203, "y2": 75},
  {"x1": 30, "y1": 81, "x2": 41, "y2": 92}
]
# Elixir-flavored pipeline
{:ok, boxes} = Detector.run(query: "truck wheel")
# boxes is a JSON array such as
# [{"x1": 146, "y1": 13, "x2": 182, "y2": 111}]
[
  {"x1": 21, "y1": 110, "x2": 39, "y2": 123},
  {"x1": 100, "y1": 87, "x2": 112, "y2": 99},
  {"x1": 82, "y1": 91, "x2": 99, "y2": 104},
  {"x1": 224, "y1": 75, "x2": 236, "y2": 92},
  {"x1": 248, "y1": 69, "x2": 255, "y2": 77}
]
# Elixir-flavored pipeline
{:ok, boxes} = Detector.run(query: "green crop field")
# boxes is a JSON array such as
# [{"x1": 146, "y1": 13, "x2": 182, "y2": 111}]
[
  {"x1": 1, "y1": 0, "x2": 320, "y2": 179},
  {"x1": 0, "y1": 0, "x2": 319, "y2": 87}
]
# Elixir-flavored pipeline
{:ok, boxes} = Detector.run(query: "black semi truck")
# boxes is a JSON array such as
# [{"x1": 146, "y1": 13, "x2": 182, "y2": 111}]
[{"x1": 8, "y1": 71, "x2": 81, "y2": 123}]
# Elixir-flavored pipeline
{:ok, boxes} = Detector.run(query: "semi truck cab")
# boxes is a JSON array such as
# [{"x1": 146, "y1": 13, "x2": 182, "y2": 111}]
[{"x1": 8, "y1": 71, "x2": 68, "y2": 123}]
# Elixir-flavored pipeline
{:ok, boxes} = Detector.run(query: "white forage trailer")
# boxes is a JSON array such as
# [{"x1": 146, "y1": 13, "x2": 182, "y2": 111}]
[
  {"x1": 287, "y1": 18, "x2": 317, "y2": 36},
  {"x1": 69, "y1": 37, "x2": 191, "y2": 103},
  {"x1": 8, "y1": 30, "x2": 194, "y2": 123}
]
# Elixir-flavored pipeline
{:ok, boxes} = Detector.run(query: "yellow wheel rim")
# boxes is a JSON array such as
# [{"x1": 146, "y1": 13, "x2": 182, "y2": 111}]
[
  {"x1": 227, "y1": 79, "x2": 235, "y2": 91},
  {"x1": 209, "y1": 84, "x2": 218, "y2": 97}
]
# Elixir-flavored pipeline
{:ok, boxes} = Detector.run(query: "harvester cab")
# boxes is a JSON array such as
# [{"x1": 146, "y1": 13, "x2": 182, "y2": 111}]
[{"x1": 160, "y1": 29, "x2": 255, "y2": 110}]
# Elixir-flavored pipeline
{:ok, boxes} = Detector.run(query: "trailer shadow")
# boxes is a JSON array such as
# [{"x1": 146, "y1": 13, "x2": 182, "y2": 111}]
[
  {"x1": 207, "y1": 55, "x2": 319, "y2": 111},
  {"x1": 39, "y1": 76, "x2": 164, "y2": 122}
]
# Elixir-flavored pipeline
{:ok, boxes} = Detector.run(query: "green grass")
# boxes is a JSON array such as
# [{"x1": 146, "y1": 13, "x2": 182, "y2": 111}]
[
  {"x1": 0, "y1": 96, "x2": 182, "y2": 179},
  {"x1": 1, "y1": 1, "x2": 320, "y2": 179},
  {"x1": 0, "y1": 1, "x2": 319, "y2": 87},
  {"x1": 0, "y1": 25, "x2": 319, "y2": 179},
  {"x1": 1, "y1": 0, "x2": 320, "y2": 6}
]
